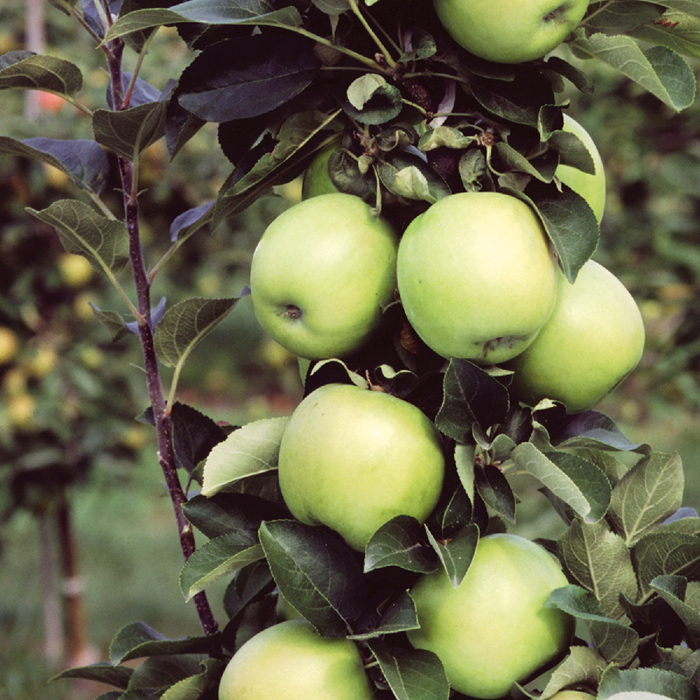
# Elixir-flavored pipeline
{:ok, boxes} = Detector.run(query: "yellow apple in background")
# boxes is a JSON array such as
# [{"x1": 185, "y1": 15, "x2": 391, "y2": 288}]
[
  {"x1": 397, "y1": 192, "x2": 558, "y2": 364},
  {"x1": 433, "y1": 0, "x2": 589, "y2": 63},
  {"x1": 408, "y1": 533, "x2": 573, "y2": 699},
  {"x1": 556, "y1": 115, "x2": 606, "y2": 223},
  {"x1": 506, "y1": 259, "x2": 645, "y2": 413},
  {"x1": 0, "y1": 328, "x2": 19, "y2": 365},
  {"x1": 250, "y1": 194, "x2": 398, "y2": 360},
  {"x1": 278, "y1": 383, "x2": 445, "y2": 551},
  {"x1": 218, "y1": 619, "x2": 374, "y2": 700},
  {"x1": 58, "y1": 252, "x2": 95, "y2": 288}
]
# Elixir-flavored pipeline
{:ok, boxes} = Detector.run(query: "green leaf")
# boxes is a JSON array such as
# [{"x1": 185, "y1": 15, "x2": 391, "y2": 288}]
[
  {"x1": 474, "y1": 465, "x2": 515, "y2": 523},
  {"x1": 558, "y1": 519, "x2": 638, "y2": 619},
  {"x1": 0, "y1": 137, "x2": 110, "y2": 194},
  {"x1": 539, "y1": 645, "x2": 607, "y2": 698},
  {"x1": 495, "y1": 141, "x2": 558, "y2": 183},
  {"x1": 633, "y1": 11, "x2": 700, "y2": 60},
  {"x1": 344, "y1": 74, "x2": 403, "y2": 125},
  {"x1": 154, "y1": 297, "x2": 240, "y2": 370},
  {"x1": 511, "y1": 443, "x2": 611, "y2": 524},
  {"x1": 0, "y1": 51, "x2": 83, "y2": 95},
  {"x1": 27, "y1": 200, "x2": 129, "y2": 276},
  {"x1": 425, "y1": 523, "x2": 479, "y2": 588},
  {"x1": 105, "y1": 1, "x2": 302, "y2": 41},
  {"x1": 93, "y1": 101, "x2": 168, "y2": 161},
  {"x1": 123, "y1": 656, "x2": 204, "y2": 695},
  {"x1": 179, "y1": 531, "x2": 264, "y2": 600},
  {"x1": 170, "y1": 402, "x2": 227, "y2": 474},
  {"x1": 651, "y1": 575, "x2": 700, "y2": 646},
  {"x1": 608, "y1": 451, "x2": 684, "y2": 545},
  {"x1": 377, "y1": 152, "x2": 451, "y2": 204},
  {"x1": 201, "y1": 417, "x2": 288, "y2": 496},
  {"x1": 259, "y1": 520, "x2": 367, "y2": 637},
  {"x1": 546, "y1": 585, "x2": 639, "y2": 664},
  {"x1": 349, "y1": 591, "x2": 421, "y2": 640},
  {"x1": 598, "y1": 665, "x2": 698, "y2": 700},
  {"x1": 108, "y1": 622, "x2": 218, "y2": 665},
  {"x1": 368, "y1": 640, "x2": 450, "y2": 700},
  {"x1": 51, "y1": 663, "x2": 133, "y2": 688},
  {"x1": 364, "y1": 515, "x2": 439, "y2": 574},
  {"x1": 435, "y1": 359, "x2": 509, "y2": 443},
  {"x1": 569, "y1": 32, "x2": 696, "y2": 111},
  {"x1": 632, "y1": 531, "x2": 700, "y2": 598},
  {"x1": 89, "y1": 305, "x2": 131, "y2": 342}
]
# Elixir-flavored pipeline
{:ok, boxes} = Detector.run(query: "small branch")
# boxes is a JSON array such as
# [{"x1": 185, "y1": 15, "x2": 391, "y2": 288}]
[{"x1": 347, "y1": 0, "x2": 398, "y2": 70}]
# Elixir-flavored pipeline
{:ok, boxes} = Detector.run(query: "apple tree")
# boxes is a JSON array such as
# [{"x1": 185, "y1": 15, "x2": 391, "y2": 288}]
[{"x1": 2, "y1": 0, "x2": 700, "y2": 698}]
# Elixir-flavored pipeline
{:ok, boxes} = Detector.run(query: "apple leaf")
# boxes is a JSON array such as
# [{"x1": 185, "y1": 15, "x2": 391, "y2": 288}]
[
  {"x1": 153, "y1": 296, "x2": 240, "y2": 370},
  {"x1": 223, "y1": 561, "x2": 275, "y2": 621},
  {"x1": 608, "y1": 451, "x2": 685, "y2": 545},
  {"x1": 632, "y1": 10, "x2": 700, "y2": 60},
  {"x1": 169, "y1": 201, "x2": 214, "y2": 243},
  {"x1": 569, "y1": 32, "x2": 696, "y2": 112},
  {"x1": 179, "y1": 530, "x2": 264, "y2": 600},
  {"x1": 168, "y1": 401, "x2": 227, "y2": 475},
  {"x1": 364, "y1": 515, "x2": 439, "y2": 575},
  {"x1": 632, "y1": 532, "x2": 700, "y2": 599},
  {"x1": 539, "y1": 645, "x2": 607, "y2": 699},
  {"x1": 259, "y1": 520, "x2": 368, "y2": 637},
  {"x1": 367, "y1": 640, "x2": 450, "y2": 700},
  {"x1": 495, "y1": 141, "x2": 559, "y2": 183},
  {"x1": 558, "y1": 519, "x2": 638, "y2": 619},
  {"x1": 377, "y1": 151, "x2": 451, "y2": 204},
  {"x1": 435, "y1": 359, "x2": 509, "y2": 443},
  {"x1": 177, "y1": 33, "x2": 319, "y2": 123},
  {"x1": 548, "y1": 128, "x2": 596, "y2": 174},
  {"x1": 0, "y1": 137, "x2": 110, "y2": 194},
  {"x1": 542, "y1": 56, "x2": 594, "y2": 94},
  {"x1": 545, "y1": 585, "x2": 640, "y2": 665},
  {"x1": 349, "y1": 590, "x2": 421, "y2": 640},
  {"x1": 651, "y1": 575, "x2": 700, "y2": 646},
  {"x1": 200, "y1": 417, "x2": 289, "y2": 496},
  {"x1": 474, "y1": 464, "x2": 516, "y2": 523},
  {"x1": 597, "y1": 665, "x2": 697, "y2": 700},
  {"x1": 425, "y1": 523, "x2": 479, "y2": 588},
  {"x1": 120, "y1": 655, "x2": 205, "y2": 696},
  {"x1": 51, "y1": 663, "x2": 133, "y2": 688},
  {"x1": 108, "y1": 621, "x2": 218, "y2": 665},
  {"x1": 27, "y1": 199, "x2": 129, "y2": 277},
  {"x1": 0, "y1": 50, "x2": 83, "y2": 95},
  {"x1": 344, "y1": 74, "x2": 403, "y2": 125},
  {"x1": 93, "y1": 100, "x2": 168, "y2": 161},
  {"x1": 511, "y1": 443, "x2": 612, "y2": 524},
  {"x1": 159, "y1": 660, "x2": 227, "y2": 700},
  {"x1": 428, "y1": 464, "x2": 474, "y2": 538}
]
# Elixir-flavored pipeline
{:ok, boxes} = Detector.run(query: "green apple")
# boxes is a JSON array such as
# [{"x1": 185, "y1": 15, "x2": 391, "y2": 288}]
[
  {"x1": 556, "y1": 114, "x2": 606, "y2": 223},
  {"x1": 250, "y1": 193, "x2": 398, "y2": 360},
  {"x1": 408, "y1": 533, "x2": 573, "y2": 699},
  {"x1": 505, "y1": 259, "x2": 645, "y2": 413},
  {"x1": 397, "y1": 192, "x2": 558, "y2": 364},
  {"x1": 278, "y1": 383, "x2": 445, "y2": 551},
  {"x1": 218, "y1": 619, "x2": 374, "y2": 700},
  {"x1": 433, "y1": 0, "x2": 589, "y2": 64},
  {"x1": 302, "y1": 142, "x2": 340, "y2": 199},
  {"x1": 550, "y1": 692, "x2": 595, "y2": 700}
]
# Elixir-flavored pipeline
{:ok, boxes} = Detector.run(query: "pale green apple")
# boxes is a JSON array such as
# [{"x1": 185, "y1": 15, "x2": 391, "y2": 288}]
[
  {"x1": 556, "y1": 114, "x2": 606, "y2": 223},
  {"x1": 397, "y1": 192, "x2": 558, "y2": 364},
  {"x1": 302, "y1": 142, "x2": 340, "y2": 199},
  {"x1": 433, "y1": 0, "x2": 589, "y2": 64},
  {"x1": 505, "y1": 259, "x2": 645, "y2": 413},
  {"x1": 408, "y1": 533, "x2": 573, "y2": 699},
  {"x1": 278, "y1": 383, "x2": 445, "y2": 552},
  {"x1": 250, "y1": 193, "x2": 398, "y2": 360},
  {"x1": 218, "y1": 619, "x2": 374, "y2": 700},
  {"x1": 550, "y1": 692, "x2": 595, "y2": 700}
]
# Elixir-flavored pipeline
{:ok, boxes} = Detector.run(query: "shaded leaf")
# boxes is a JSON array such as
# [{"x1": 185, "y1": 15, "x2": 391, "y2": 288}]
[
  {"x1": 259, "y1": 520, "x2": 367, "y2": 637},
  {"x1": 425, "y1": 523, "x2": 479, "y2": 588},
  {"x1": 169, "y1": 201, "x2": 213, "y2": 242},
  {"x1": 0, "y1": 51, "x2": 83, "y2": 95},
  {"x1": 350, "y1": 591, "x2": 420, "y2": 640},
  {"x1": 598, "y1": 665, "x2": 697, "y2": 700},
  {"x1": 201, "y1": 417, "x2": 288, "y2": 496},
  {"x1": 368, "y1": 640, "x2": 450, "y2": 700},
  {"x1": 170, "y1": 402, "x2": 227, "y2": 474},
  {"x1": 651, "y1": 575, "x2": 700, "y2": 646},
  {"x1": 633, "y1": 531, "x2": 700, "y2": 598},
  {"x1": 364, "y1": 515, "x2": 439, "y2": 574},
  {"x1": 52, "y1": 663, "x2": 132, "y2": 688},
  {"x1": 344, "y1": 74, "x2": 403, "y2": 125},
  {"x1": 474, "y1": 464, "x2": 515, "y2": 523},
  {"x1": 540, "y1": 645, "x2": 607, "y2": 698},
  {"x1": 377, "y1": 151, "x2": 451, "y2": 204}
]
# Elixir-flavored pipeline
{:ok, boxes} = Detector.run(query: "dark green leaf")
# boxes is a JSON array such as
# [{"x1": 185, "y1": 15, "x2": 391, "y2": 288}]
[
  {"x1": 425, "y1": 523, "x2": 479, "y2": 588},
  {"x1": 52, "y1": 663, "x2": 133, "y2": 688},
  {"x1": 170, "y1": 402, "x2": 227, "y2": 474},
  {"x1": 651, "y1": 575, "x2": 700, "y2": 646},
  {"x1": 259, "y1": 520, "x2": 367, "y2": 637},
  {"x1": 474, "y1": 465, "x2": 515, "y2": 523},
  {"x1": 344, "y1": 74, "x2": 403, "y2": 125},
  {"x1": 377, "y1": 151, "x2": 451, "y2": 204},
  {"x1": 124, "y1": 655, "x2": 204, "y2": 694},
  {"x1": 633, "y1": 532, "x2": 700, "y2": 598},
  {"x1": 368, "y1": 640, "x2": 450, "y2": 700},
  {"x1": 539, "y1": 645, "x2": 607, "y2": 698},
  {"x1": 0, "y1": 51, "x2": 83, "y2": 95},
  {"x1": 633, "y1": 11, "x2": 700, "y2": 60},
  {"x1": 598, "y1": 665, "x2": 698, "y2": 700},
  {"x1": 546, "y1": 585, "x2": 639, "y2": 664},
  {"x1": 93, "y1": 100, "x2": 168, "y2": 161},
  {"x1": 350, "y1": 591, "x2": 420, "y2": 640},
  {"x1": 364, "y1": 515, "x2": 439, "y2": 574}
]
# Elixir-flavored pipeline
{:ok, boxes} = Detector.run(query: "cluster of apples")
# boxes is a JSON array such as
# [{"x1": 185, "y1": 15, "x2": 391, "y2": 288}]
[{"x1": 216, "y1": 2, "x2": 641, "y2": 699}]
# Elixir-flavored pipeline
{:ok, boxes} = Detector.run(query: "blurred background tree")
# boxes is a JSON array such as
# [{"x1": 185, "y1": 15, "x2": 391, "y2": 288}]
[{"x1": 0, "y1": 2, "x2": 698, "y2": 699}]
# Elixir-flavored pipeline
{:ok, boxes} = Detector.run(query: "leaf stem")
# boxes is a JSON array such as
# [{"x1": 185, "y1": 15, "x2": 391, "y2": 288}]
[
  {"x1": 105, "y1": 36, "x2": 220, "y2": 641},
  {"x1": 287, "y1": 26, "x2": 386, "y2": 71},
  {"x1": 347, "y1": 0, "x2": 398, "y2": 70}
]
